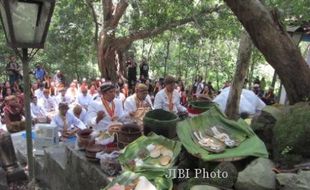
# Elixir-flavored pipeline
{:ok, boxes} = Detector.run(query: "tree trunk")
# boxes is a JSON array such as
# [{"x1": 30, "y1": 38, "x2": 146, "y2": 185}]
[
  {"x1": 215, "y1": 71, "x2": 220, "y2": 91},
  {"x1": 164, "y1": 40, "x2": 170, "y2": 77},
  {"x1": 177, "y1": 40, "x2": 182, "y2": 79},
  {"x1": 98, "y1": 32, "x2": 116, "y2": 81},
  {"x1": 195, "y1": 46, "x2": 201, "y2": 74},
  {"x1": 226, "y1": 31, "x2": 253, "y2": 120},
  {"x1": 204, "y1": 42, "x2": 213, "y2": 82},
  {"x1": 224, "y1": 0, "x2": 310, "y2": 104},
  {"x1": 97, "y1": 1, "x2": 222, "y2": 83},
  {"x1": 147, "y1": 40, "x2": 153, "y2": 60},
  {"x1": 271, "y1": 70, "x2": 277, "y2": 89},
  {"x1": 141, "y1": 40, "x2": 145, "y2": 60},
  {"x1": 248, "y1": 57, "x2": 255, "y2": 89}
]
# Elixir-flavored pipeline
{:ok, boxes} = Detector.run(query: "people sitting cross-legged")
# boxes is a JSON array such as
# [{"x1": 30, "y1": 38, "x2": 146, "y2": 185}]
[
  {"x1": 51, "y1": 102, "x2": 86, "y2": 140},
  {"x1": 3, "y1": 95, "x2": 25, "y2": 133},
  {"x1": 66, "y1": 82, "x2": 78, "y2": 102},
  {"x1": 55, "y1": 87, "x2": 72, "y2": 105},
  {"x1": 86, "y1": 82, "x2": 125, "y2": 132},
  {"x1": 69, "y1": 104, "x2": 87, "y2": 124},
  {"x1": 34, "y1": 82, "x2": 45, "y2": 99},
  {"x1": 30, "y1": 96, "x2": 50, "y2": 124},
  {"x1": 38, "y1": 88, "x2": 57, "y2": 117},
  {"x1": 76, "y1": 86, "x2": 92, "y2": 110},
  {"x1": 154, "y1": 76, "x2": 187, "y2": 114},
  {"x1": 124, "y1": 83, "x2": 153, "y2": 120}
]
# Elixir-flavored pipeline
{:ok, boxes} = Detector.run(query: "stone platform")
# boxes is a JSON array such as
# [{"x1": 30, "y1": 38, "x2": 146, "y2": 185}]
[{"x1": 11, "y1": 132, "x2": 111, "y2": 190}]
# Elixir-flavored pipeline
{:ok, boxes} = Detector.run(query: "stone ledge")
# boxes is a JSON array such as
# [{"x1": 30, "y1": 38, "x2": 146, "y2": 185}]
[{"x1": 12, "y1": 133, "x2": 111, "y2": 190}]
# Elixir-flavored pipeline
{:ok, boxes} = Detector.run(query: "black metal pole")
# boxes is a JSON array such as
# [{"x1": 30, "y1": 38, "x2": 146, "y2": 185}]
[{"x1": 22, "y1": 48, "x2": 34, "y2": 180}]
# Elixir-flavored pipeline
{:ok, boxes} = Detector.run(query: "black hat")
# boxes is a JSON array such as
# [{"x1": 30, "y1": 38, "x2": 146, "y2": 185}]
[{"x1": 100, "y1": 82, "x2": 115, "y2": 93}]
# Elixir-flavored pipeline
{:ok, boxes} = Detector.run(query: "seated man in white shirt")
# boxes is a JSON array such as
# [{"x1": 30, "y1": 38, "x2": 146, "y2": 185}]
[
  {"x1": 86, "y1": 82, "x2": 125, "y2": 132},
  {"x1": 124, "y1": 83, "x2": 153, "y2": 116},
  {"x1": 69, "y1": 104, "x2": 87, "y2": 124},
  {"x1": 30, "y1": 96, "x2": 50, "y2": 124},
  {"x1": 76, "y1": 86, "x2": 92, "y2": 110},
  {"x1": 51, "y1": 102, "x2": 86, "y2": 139},
  {"x1": 65, "y1": 82, "x2": 79, "y2": 103},
  {"x1": 115, "y1": 85, "x2": 126, "y2": 103},
  {"x1": 38, "y1": 89, "x2": 57, "y2": 117},
  {"x1": 55, "y1": 87, "x2": 72, "y2": 106},
  {"x1": 154, "y1": 76, "x2": 187, "y2": 114},
  {"x1": 34, "y1": 83, "x2": 45, "y2": 99}
]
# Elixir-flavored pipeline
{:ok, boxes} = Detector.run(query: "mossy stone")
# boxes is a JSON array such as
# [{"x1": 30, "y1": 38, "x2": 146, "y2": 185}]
[{"x1": 273, "y1": 102, "x2": 310, "y2": 167}]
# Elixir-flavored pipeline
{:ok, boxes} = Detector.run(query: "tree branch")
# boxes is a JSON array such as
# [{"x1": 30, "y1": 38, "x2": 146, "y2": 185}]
[
  {"x1": 110, "y1": 0, "x2": 129, "y2": 28},
  {"x1": 117, "y1": 5, "x2": 223, "y2": 44},
  {"x1": 102, "y1": 0, "x2": 113, "y2": 27},
  {"x1": 85, "y1": 0, "x2": 99, "y2": 45}
]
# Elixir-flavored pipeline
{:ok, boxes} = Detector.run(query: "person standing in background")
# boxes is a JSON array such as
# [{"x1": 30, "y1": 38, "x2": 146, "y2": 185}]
[
  {"x1": 33, "y1": 64, "x2": 46, "y2": 82},
  {"x1": 140, "y1": 57, "x2": 149, "y2": 81},
  {"x1": 6, "y1": 55, "x2": 22, "y2": 86},
  {"x1": 127, "y1": 57, "x2": 137, "y2": 94}
]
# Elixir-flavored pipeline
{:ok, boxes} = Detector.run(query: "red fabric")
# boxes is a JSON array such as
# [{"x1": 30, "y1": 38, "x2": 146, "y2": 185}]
[
  {"x1": 187, "y1": 107, "x2": 204, "y2": 114},
  {"x1": 106, "y1": 142, "x2": 117, "y2": 148}
]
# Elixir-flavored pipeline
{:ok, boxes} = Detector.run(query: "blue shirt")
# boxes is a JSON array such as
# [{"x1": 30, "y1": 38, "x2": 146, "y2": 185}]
[{"x1": 34, "y1": 68, "x2": 45, "y2": 81}]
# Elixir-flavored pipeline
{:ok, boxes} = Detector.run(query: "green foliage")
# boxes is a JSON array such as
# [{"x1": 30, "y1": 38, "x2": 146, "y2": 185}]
[
  {"x1": 0, "y1": 0, "x2": 309, "y2": 85},
  {"x1": 128, "y1": 0, "x2": 195, "y2": 30},
  {"x1": 0, "y1": 27, "x2": 15, "y2": 81},
  {"x1": 34, "y1": 0, "x2": 98, "y2": 81},
  {"x1": 273, "y1": 103, "x2": 310, "y2": 167},
  {"x1": 268, "y1": 0, "x2": 310, "y2": 25}
]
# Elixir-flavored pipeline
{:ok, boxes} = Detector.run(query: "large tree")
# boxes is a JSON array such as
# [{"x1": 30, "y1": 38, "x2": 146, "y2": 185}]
[
  {"x1": 91, "y1": 0, "x2": 222, "y2": 82},
  {"x1": 224, "y1": 0, "x2": 310, "y2": 104},
  {"x1": 226, "y1": 31, "x2": 253, "y2": 119}
]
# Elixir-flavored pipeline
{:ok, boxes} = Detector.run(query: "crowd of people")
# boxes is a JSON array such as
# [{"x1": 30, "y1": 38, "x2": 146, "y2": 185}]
[
  {"x1": 0, "y1": 56, "x2": 189, "y2": 139},
  {"x1": 0, "y1": 55, "x2": 276, "y2": 138}
]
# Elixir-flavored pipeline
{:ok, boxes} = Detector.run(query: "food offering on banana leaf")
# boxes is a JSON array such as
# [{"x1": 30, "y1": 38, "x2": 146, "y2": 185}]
[
  {"x1": 191, "y1": 125, "x2": 241, "y2": 153},
  {"x1": 124, "y1": 144, "x2": 175, "y2": 171},
  {"x1": 118, "y1": 133, "x2": 182, "y2": 173},
  {"x1": 177, "y1": 106, "x2": 268, "y2": 161},
  {"x1": 104, "y1": 171, "x2": 172, "y2": 190},
  {"x1": 192, "y1": 130, "x2": 226, "y2": 153},
  {"x1": 206, "y1": 125, "x2": 240, "y2": 148}
]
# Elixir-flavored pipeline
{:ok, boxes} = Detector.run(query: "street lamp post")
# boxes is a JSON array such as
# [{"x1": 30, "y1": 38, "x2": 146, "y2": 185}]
[{"x1": 0, "y1": 0, "x2": 56, "y2": 180}]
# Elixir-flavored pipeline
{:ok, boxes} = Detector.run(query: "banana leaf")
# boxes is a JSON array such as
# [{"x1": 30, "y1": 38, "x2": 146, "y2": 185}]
[
  {"x1": 118, "y1": 133, "x2": 182, "y2": 174},
  {"x1": 177, "y1": 106, "x2": 268, "y2": 161},
  {"x1": 102, "y1": 171, "x2": 173, "y2": 190}
]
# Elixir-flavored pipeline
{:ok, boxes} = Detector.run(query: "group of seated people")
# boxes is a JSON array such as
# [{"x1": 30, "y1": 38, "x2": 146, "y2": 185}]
[{"x1": 1, "y1": 75, "x2": 187, "y2": 140}]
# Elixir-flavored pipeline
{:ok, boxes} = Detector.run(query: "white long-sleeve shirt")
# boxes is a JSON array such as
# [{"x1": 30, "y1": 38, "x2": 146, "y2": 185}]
[
  {"x1": 86, "y1": 98, "x2": 125, "y2": 132},
  {"x1": 55, "y1": 94, "x2": 72, "y2": 105},
  {"x1": 213, "y1": 87, "x2": 266, "y2": 115},
  {"x1": 154, "y1": 89, "x2": 187, "y2": 113},
  {"x1": 124, "y1": 94, "x2": 153, "y2": 114},
  {"x1": 76, "y1": 93, "x2": 93, "y2": 110},
  {"x1": 68, "y1": 107, "x2": 87, "y2": 124},
  {"x1": 34, "y1": 89, "x2": 44, "y2": 99},
  {"x1": 51, "y1": 112, "x2": 86, "y2": 132},
  {"x1": 38, "y1": 95, "x2": 57, "y2": 113},
  {"x1": 65, "y1": 88, "x2": 78, "y2": 102},
  {"x1": 30, "y1": 102, "x2": 47, "y2": 118}
]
